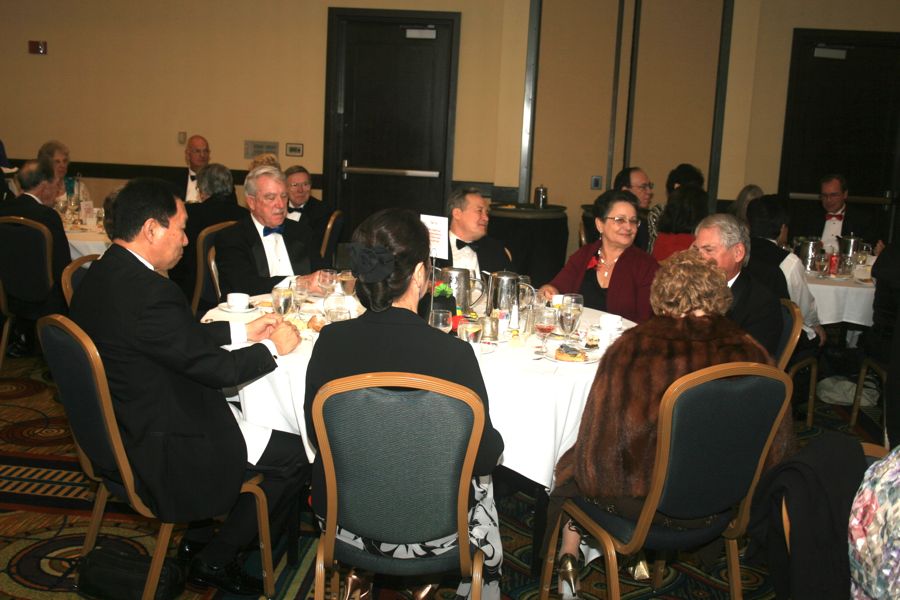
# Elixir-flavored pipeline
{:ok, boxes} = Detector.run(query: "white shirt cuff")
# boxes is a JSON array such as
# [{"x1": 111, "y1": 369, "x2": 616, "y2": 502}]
[
  {"x1": 260, "y1": 338, "x2": 280, "y2": 358},
  {"x1": 229, "y1": 321, "x2": 248, "y2": 344}
]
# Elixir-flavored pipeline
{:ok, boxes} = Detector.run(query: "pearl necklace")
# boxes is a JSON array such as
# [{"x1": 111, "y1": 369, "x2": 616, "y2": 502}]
[{"x1": 596, "y1": 250, "x2": 618, "y2": 279}]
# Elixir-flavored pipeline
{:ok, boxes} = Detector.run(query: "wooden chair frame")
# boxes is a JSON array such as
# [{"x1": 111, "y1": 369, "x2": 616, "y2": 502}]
[
  {"x1": 851, "y1": 358, "x2": 887, "y2": 428},
  {"x1": 777, "y1": 299, "x2": 803, "y2": 371},
  {"x1": 207, "y1": 246, "x2": 222, "y2": 303},
  {"x1": 62, "y1": 254, "x2": 101, "y2": 307},
  {"x1": 311, "y1": 372, "x2": 486, "y2": 600},
  {"x1": 0, "y1": 216, "x2": 54, "y2": 291},
  {"x1": 38, "y1": 315, "x2": 275, "y2": 599},
  {"x1": 320, "y1": 210, "x2": 343, "y2": 259},
  {"x1": 0, "y1": 280, "x2": 11, "y2": 372},
  {"x1": 191, "y1": 221, "x2": 237, "y2": 315},
  {"x1": 539, "y1": 362, "x2": 792, "y2": 600}
]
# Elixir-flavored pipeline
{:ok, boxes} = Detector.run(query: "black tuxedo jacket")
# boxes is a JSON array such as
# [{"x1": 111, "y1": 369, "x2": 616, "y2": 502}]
[
  {"x1": 433, "y1": 234, "x2": 512, "y2": 277},
  {"x1": 0, "y1": 193, "x2": 72, "y2": 285},
  {"x1": 746, "y1": 237, "x2": 790, "y2": 300},
  {"x1": 171, "y1": 169, "x2": 192, "y2": 201},
  {"x1": 215, "y1": 216, "x2": 315, "y2": 297},
  {"x1": 287, "y1": 196, "x2": 333, "y2": 252},
  {"x1": 790, "y1": 203, "x2": 880, "y2": 244},
  {"x1": 169, "y1": 192, "x2": 247, "y2": 300},
  {"x1": 304, "y1": 306, "x2": 504, "y2": 512},
  {"x1": 727, "y1": 269, "x2": 783, "y2": 357},
  {"x1": 69, "y1": 244, "x2": 277, "y2": 522}
]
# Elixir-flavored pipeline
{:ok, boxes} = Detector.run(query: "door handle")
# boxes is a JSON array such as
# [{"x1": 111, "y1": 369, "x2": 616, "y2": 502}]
[{"x1": 342, "y1": 159, "x2": 440, "y2": 180}]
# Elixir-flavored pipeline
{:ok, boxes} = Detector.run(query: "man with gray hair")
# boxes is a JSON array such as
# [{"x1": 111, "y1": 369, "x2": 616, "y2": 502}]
[
  {"x1": 432, "y1": 186, "x2": 511, "y2": 276},
  {"x1": 215, "y1": 166, "x2": 323, "y2": 297},
  {"x1": 693, "y1": 213, "x2": 783, "y2": 356}
]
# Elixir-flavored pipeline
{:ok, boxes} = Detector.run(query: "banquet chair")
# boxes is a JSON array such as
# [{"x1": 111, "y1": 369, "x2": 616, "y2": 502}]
[
  {"x1": 311, "y1": 372, "x2": 486, "y2": 600},
  {"x1": 191, "y1": 221, "x2": 237, "y2": 315},
  {"x1": 777, "y1": 298, "x2": 820, "y2": 427},
  {"x1": 850, "y1": 357, "x2": 887, "y2": 428},
  {"x1": 320, "y1": 210, "x2": 344, "y2": 265},
  {"x1": 37, "y1": 315, "x2": 276, "y2": 600},
  {"x1": 62, "y1": 254, "x2": 100, "y2": 306},
  {"x1": 0, "y1": 280, "x2": 11, "y2": 372},
  {"x1": 539, "y1": 362, "x2": 792, "y2": 600},
  {"x1": 776, "y1": 299, "x2": 802, "y2": 371}
]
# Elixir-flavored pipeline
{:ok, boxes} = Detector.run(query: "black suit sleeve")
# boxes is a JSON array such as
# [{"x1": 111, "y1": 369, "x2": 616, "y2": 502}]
[
  {"x1": 215, "y1": 224, "x2": 286, "y2": 297},
  {"x1": 46, "y1": 210, "x2": 72, "y2": 284}
]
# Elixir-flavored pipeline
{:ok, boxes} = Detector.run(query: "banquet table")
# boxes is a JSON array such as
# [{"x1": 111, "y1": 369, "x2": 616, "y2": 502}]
[
  {"x1": 206, "y1": 300, "x2": 632, "y2": 489},
  {"x1": 805, "y1": 273, "x2": 875, "y2": 326},
  {"x1": 64, "y1": 226, "x2": 110, "y2": 259}
]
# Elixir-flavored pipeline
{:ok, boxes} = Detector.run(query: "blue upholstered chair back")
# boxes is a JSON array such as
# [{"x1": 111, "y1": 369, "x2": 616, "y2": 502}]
[{"x1": 0, "y1": 217, "x2": 53, "y2": 303}]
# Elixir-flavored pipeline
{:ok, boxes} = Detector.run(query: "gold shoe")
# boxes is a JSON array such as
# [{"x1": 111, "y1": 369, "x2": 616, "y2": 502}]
[
  {"x1": 557, "y1": 553, "x2": 580, "y2": 599},
  {"x1": 340, "y1": 569, "x2": 373, "y2": 600},
  {"x1": 411, "y1": 582, "x2": 440, "y2": 600}
]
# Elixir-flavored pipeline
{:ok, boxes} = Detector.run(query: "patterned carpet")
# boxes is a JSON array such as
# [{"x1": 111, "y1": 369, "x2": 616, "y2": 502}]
[{"x1": 0, "y1": 354, "x2": 882, "y2": 600}]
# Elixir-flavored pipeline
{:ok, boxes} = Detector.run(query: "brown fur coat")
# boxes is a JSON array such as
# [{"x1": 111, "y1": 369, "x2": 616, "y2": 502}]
[{"x1": 555, "y1": 314, "x2": 794, "y2": 500}]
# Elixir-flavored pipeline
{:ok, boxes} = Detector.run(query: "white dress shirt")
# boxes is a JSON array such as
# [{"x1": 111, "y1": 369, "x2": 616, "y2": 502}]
[
  {"x1": 449, "y1": 231, "x2": 481, "y2": 277},
  {"x1": 184, "y1": 169, "x2": 200, "y2": 203},
  {"x1": 285, "y1": 203, "x2": 303, "y2": 222},
  {"x1": 821, "y1": 206, "x2": 845, "y2": 253},
  {"x1": 252, "y1": 215, "x2": 294, "y2": 279}
]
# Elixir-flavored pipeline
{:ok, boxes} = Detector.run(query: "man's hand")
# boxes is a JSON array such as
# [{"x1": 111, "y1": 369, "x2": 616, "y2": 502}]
[
  {"x1": 298, "y1": 272, "x2": 329, "y2": 296},
  {"x1": 538, "y1": 284, "x2": 559, "y2": 301},
  {"x1": 270, "y1": 322, "x2": 301, "y2": 355},
  {"x1": 874, "y1": 240, "x2": 885, "y2": 257},
  {"x1": 814, "y1": 324, "x2": 827, "y2": 347},
  {"x1": 246, "y1": 314, "x2": 282, "y2": 342}
]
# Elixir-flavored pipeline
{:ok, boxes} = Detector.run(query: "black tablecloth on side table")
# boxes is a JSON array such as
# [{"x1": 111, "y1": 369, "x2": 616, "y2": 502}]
[{"x1": 487, "y1": 204, "x2": 568, "y2": 288}]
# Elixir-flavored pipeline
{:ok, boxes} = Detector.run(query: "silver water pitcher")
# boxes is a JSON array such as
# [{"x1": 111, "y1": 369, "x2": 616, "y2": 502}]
[
  {"x1": 484, "y1": 271, "x2": 536, "y2": 331},
  {"x1": 440, "y1": 267, "x2": 484, "y2": 314}
]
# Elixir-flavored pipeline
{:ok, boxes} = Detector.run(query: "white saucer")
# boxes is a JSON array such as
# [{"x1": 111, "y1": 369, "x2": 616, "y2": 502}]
[{"x1": 218, "y1": 302, "x2": 257, "y2": 314}]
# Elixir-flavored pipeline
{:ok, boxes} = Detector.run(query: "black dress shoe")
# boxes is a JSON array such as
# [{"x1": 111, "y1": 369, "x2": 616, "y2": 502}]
[
  {"x1": 189, "y1": 556, "x2": 263, "y2": 597},
  {"x1": 176, "y1": 537, "x2": 208, "y2": 566}
]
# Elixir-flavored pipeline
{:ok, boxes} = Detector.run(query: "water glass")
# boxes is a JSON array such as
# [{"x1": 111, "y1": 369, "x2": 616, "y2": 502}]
[
  {"x1": 326, "y1": 308, "x2": 351, "y2": 323},
  {"x1": 271, "y1": 287, "x2": 293, "y2": 315},
  {"x1": 338, "y1": 270, "x2": 357, "y2": 295},
  {"x1": 428, "y1": 309, "x2": 452, "y2": 334},
  {"x1": 457, "y1": 318, "x2": 483, "y2": 344},
  {"x1": 292, "y1": 278, "x2": 309, "y2": 312},
  {"x1": 317, "y1": 269, "x2": 337, "y2": 293}
]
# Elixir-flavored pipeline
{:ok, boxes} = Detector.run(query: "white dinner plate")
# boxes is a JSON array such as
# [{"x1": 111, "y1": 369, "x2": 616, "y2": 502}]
[
  {"x1": 544, "y1": 349, "x2": 602, "y2": 364},
  {"x1": 218, "y1": 302, "x2": 258, "y2": 314}
]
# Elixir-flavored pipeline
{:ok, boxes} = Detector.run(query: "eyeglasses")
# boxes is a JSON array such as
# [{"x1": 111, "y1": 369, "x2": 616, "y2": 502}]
[
  {"x1": 820, "y1": 192, "x2": 843, "y2": 200},
  {"x1": 631, "y1": 182, "x2": 654, "y2": 192},
  {"x1": 289, "y1": 182, "x2": 311, "y2": 189},
  {"x1": 604, "y1": 216, "x2": 641, "y2": 227}
]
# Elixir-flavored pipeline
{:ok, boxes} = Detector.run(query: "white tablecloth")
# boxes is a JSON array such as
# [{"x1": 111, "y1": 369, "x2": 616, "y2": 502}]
[
  {"x1": 805, "y1": 273, "x2": 875, "y2": 326},
  {"x1": 205, "y1": 302, "x2": 631, "y2": 489},
  {"x1": 65, "y1": 227, "x2": 110, "y2": 258}
]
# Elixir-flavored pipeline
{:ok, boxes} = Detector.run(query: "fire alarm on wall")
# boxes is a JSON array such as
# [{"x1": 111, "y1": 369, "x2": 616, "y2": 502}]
[{"x1": 28, "y1": 41, "x2": 48, "y2": 55}]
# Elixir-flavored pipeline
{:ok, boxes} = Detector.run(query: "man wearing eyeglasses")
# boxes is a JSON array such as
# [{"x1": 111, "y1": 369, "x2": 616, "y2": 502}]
[
  {"x1": 791, "y1": 173, "x2": 882, "y2": 255},
  {"x1": 284, "y1": 165, "x2": 332, "y2": 252},
  {"x1": 693, "y1": 213, "x2": 783, "y2": 357},
  {"x1": 613, "y1": 166, "x2": 654, "y2": 250},
  {"x1": 179, "y1": 135, "x2": 211, "y2": 204}
]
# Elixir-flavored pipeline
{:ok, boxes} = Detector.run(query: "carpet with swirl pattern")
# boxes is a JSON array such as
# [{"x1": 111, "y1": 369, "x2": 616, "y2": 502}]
[{"x1": 0, "y1": 354, "x2": 882, "y2": 599}]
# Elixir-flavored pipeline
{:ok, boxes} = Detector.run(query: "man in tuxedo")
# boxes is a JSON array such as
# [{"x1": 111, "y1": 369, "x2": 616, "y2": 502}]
[
  {"x1": 284, "y1": 165, "x2": 332, "y2": 252},
  {"x1": 694, "y1": 213, "x2": 783, "y2": 357},
  {"x1": 747, "y1": 195, "x2": 826, "y2": 350},
  {"x1": 69, "y1": 177, "x2": 306, "y2": 595},
  {"x1": 178, "y1": 134, "x2": 210, "y2": 203},
  {"x1": 791, "y1": 173, "x2": 883, "y2": 254},
  {"x1": 168, "y1": 163, "x2": 247, "y2": 302},
  {"x1": 216, "y1": 166, "x2": 323, "y2": 297},
  {"x1": 0, "y1": 159, "x2": 72, "y2": 356},
  {"x1": 433, "y1": 187, "x2": 511, "y2": 277}
]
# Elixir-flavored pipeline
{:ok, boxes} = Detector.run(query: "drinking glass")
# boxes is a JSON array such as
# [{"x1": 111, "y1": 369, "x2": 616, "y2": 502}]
[
  {"x1": 292, "y1": 278, "x2": 309, "y2": 312},
  {"x1": 338, "y1": 270, "x2": 357, "y2": 295},
  {"x1": 271, "y1": 287, "x2": 293, "y2": 315},
  {"x1": 326, "y1": 308, "x2": 351, "y2": 323},
  {"x1": 428, "y1": 309, "x2": 452, "y2": 334},
  {"x1": 534, "y1": 307, "x2": 558, "y2": 355},
  {"x1": 457, "y1": 318, "x2": 483, "y2": 344},
  {"x1": 813, "y1": 252, "x2": 829, "y2": 278},
  {"x1": 317, "y1": 269, "x2": 337, "y2": 293},
  {"x1": 560, "y1": 294, "x2": 584, "y2": 342}
]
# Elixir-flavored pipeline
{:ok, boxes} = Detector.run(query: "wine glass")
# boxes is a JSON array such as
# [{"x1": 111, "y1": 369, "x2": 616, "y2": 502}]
[
  {"x1": 317, "y1": 269, "x2": 337, "y2": 294},
  {"x1": 271, "y1": 287, "x2": 293, "y2": 316},
  {"x1": 428, "y1": 309, "x2": 452, "y2": 334},
  {"x1": 534, "y1": 307, "x2": 558, "y2": 355},
  {"x1": 560, "y1": 294, "x2": 584, "y2": 342},
  {"x1": 292, "y1": 278, "x2": 309, "y2": 313}
]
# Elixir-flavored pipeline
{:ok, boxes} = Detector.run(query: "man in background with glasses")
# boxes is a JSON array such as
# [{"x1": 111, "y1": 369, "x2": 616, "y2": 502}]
[
  {"x1": 180, "y1": 134, "x2": 211, "y2": 203},
  {"x1": 613, "y1": 166, "x2": 655, "y2": 250},
  {"x1": 284, "y1": 165, "x2": 333, "y2": 253}
]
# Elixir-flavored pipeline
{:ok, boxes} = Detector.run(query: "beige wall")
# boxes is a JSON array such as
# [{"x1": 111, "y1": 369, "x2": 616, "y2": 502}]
[
  {"x1": 719, "y1": 0, "x2": 900, "y2": 198},
  {"x1": 3, "y1": 0, "x2": 529, "y2": 187}
]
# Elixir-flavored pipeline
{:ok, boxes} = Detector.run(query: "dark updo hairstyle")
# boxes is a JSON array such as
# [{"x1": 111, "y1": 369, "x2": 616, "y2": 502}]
[
  {"x1": 351, "y1": 208, "x2": 430, "y2": 312},
  {"x1": 592, "y1": 189, "x2": 639, "y2": 220},
  {"x1": 657, "y1": 184, "x2": 709, "y2": 234}
]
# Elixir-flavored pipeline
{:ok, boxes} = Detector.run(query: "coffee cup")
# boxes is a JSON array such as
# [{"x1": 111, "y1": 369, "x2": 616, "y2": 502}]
[{"x1": 226, "y1": 292, "x2": 250, "y2": 310}]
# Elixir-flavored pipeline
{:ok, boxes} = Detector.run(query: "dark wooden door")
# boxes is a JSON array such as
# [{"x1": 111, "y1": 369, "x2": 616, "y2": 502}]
[
  {"x1": 779, "y1": 29, "x2": 900, "y2": 238},
  {"x1": 323, "y1": 8, "x2": 460, "y2": 238}
]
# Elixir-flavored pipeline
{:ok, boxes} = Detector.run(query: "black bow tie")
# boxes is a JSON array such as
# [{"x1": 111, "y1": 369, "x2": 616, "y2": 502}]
[
  {"x1": 263, "y1": 225, "x2": 285, "y2": 236},
  {"x1": 456, "y1": 239, "x2": 479, "y2": 251},
  {"x1": 288, "y1": 205, "x2": 304, "y2": 214},
  {"x1": 189, "y1": 174, "x2": 197, "y2": 181}
]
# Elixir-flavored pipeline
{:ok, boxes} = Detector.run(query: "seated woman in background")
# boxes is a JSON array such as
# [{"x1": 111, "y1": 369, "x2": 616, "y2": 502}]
[
  {"x1": 37, "y1": 140, "x2": 92, "y2": 207},
  {"x1": 651, "y1": 184, "x2": 709, "y2": 262},
  {"x1": 547, "y1": 250, "x2": 795, "y2": 598},
  {"x1": 731, "y1": 183, "x2": 764, "y2": 222},
  {"x1": 304, "y1": 207, "x2": 505, "y2": 600},
  {"x1": 848, "y1": 446, "x2": 900, "y2": 600},
  {"x1": 539, "y1": 190, "x2": 658, "y2": 322}
]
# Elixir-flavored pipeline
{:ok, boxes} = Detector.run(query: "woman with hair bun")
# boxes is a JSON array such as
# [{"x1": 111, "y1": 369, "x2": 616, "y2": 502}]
[{"x1": 304, "y1": 207, "x2": 505, "y2": 600}]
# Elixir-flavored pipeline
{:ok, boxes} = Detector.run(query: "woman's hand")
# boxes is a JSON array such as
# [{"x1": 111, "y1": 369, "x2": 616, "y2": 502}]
[{"x1": 538, "y1": 284, "x2": 559, "y2": 301}]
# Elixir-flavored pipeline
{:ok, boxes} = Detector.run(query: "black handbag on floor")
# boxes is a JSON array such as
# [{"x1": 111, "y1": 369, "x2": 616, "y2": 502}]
[{"x1": 77, "y1": 546, "x2": 185, "y2": 600}]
